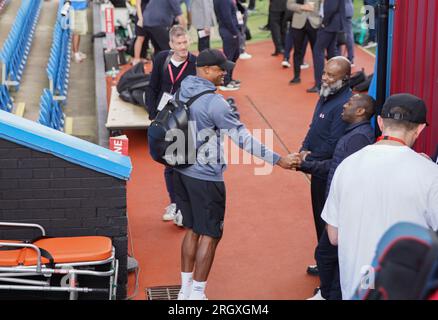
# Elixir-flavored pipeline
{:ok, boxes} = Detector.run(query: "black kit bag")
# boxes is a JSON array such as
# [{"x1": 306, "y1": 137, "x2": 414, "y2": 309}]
[
  {"x1": 349, "y1": 68, "x2": 367, "y2": 89},
  {"x1": 147, "y1": 90, "x2": 215, "y2": 168},
  {"x1": 353, "y1": 73, "x2": 374, "y2": 92},
  {"x1": 117, "y1": 62, "x2": 151, "y2": 108}
]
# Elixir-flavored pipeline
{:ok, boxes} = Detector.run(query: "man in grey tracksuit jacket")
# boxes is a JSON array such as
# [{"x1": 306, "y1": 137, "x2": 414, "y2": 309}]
[{"x1": 173, "y1": 49, "x2": 294, "y2": 300}]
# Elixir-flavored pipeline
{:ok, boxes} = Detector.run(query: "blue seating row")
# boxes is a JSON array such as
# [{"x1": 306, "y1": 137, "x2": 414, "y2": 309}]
[
  {"x1": 38, "y1": 89, "x2": 65, "y2": 131},
  {"x1": 47, "y1": 0, "x2": 72, "y2": 100},
  {"x1": 0, "y1": 84, "x2": 13, "y2": 112},
  {"x1": 0, "y1": 0, "x2": 42, "y2": 91}
]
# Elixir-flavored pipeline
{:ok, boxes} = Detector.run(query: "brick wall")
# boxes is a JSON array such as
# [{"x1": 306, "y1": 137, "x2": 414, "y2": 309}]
[{"x1": 0, "y1": 138, "x2": 128, "y2": 299}]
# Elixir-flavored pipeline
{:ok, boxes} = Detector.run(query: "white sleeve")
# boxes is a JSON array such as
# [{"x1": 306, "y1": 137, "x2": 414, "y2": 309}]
[
  {"x1": 321, "y1": 167, "x2": 341, "y2": 228},
  {"x1": 426, "y1": 176, "x2": 438, "y2": 231}
]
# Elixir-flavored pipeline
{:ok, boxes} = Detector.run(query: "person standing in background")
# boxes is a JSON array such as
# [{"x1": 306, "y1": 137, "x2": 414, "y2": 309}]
[
  {"x1": 213, "y1": 0, "x2": 241, "y2": 91},
  {"x1": 191, "y1": 0, "x2": 216, "y2": 53},
  {"x1": 70, "y1": 0, "x2": 89, "y2": 63},
  {"x1": 269, "y1": 0, "x2": 288, "y2": 56},
  {"x1": 143, "y1": 0, "x2": 187, "y2": 54},
  {"x1": 344, "y1": 0, "x2": 355, "y2": 64},
  {"x1": 308, "y1": 0, "x2": 346, "y2": 93},
  {"x1": 287, "y1": 0, "x2": 321, "y2": 84},
  {"x1": 132, "y1": 0, "x2": 150, "y2": 65}
]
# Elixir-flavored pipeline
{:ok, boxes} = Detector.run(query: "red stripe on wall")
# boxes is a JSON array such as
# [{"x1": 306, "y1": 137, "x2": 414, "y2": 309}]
[{"x1": 390, "y1": 0, "x2": 438, "y2": 155}]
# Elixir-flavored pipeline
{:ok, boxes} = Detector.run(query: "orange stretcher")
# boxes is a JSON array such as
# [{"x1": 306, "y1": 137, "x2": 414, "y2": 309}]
[{"x1": 0, "y1": 222, "x2": 119, "y2": 300}]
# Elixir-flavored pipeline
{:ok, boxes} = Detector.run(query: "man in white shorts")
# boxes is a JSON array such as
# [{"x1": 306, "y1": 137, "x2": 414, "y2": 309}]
[{"x1": 70, "y1": 0, "x2": 89, "y2": 63}]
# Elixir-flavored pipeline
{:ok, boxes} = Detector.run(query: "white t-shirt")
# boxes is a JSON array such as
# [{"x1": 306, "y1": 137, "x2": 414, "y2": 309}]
[{"x1": 322, "y1": 144, "x2": 438, "y2": 300}]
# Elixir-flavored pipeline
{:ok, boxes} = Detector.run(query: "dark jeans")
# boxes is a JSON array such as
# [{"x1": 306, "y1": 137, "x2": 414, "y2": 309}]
[
  {"x1": 313, "y1": 30, "x2": 339, "y2": 88},
  {"x1": 310, "y1": 175, "x2": 327, "y2": 242},
  {"x1": 197, "y1": 30, "x2": 210, "y2": 52},
  {"x1": 292, "y1": 21, "x2": 317, "y2": 78},
  {"x1": 315, "y1": 229, "x2": 342, "y2": 300},
  {"x1": 164, "y1": 166, "x2": 176, "y2": 204},
  {"x1": 344, "y1": 17, "x2": 354, "y2": 63},
  {"x1": 269, "y1": 10, "x2": 287, "y2": 53},
  {"x1": 221, "y1": 31, "x2": 240, "y2": 85},
  {"x1": 364, "y1": 0, "x2": 377, "y2": 42},
  {"x1": 145, "y1": 26, "x2": 171, "y2": 54}
]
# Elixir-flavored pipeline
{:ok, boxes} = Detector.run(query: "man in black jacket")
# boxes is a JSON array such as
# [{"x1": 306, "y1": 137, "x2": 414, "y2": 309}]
[
  {"x1": 147, "y1": 26, "x2": 197, "y2": 225},
  {"x1": 293, "y1": 93, "x2": 376, "y2": 299},
  {"x1": 213, "y1": 0, "x2": 241, "y2": 91},
  {"x1": 269, "y1": 0, "x2": 288, "y2": 56},
  {"x1": 295, "y1": 56, "x2": 352, "y2": 276},
  {"x1": 308, "y1": 0, "x2": 346, "y2": 93}
]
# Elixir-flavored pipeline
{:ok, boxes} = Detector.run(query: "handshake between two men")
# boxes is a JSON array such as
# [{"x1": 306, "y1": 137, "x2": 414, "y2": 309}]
[{"x1": 276, "y1": 151, "x2": 312, "y2": 170}]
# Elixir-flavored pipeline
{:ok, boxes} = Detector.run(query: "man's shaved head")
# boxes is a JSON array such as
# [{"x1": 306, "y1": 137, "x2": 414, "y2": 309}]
[{"x1": 327, "y1": 56, "x2": 352, "y2": 80}]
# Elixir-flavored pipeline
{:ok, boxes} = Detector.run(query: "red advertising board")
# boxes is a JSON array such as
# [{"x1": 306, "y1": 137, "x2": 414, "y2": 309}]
[{"x1": 109, "y1": 135, "x2": 129, "y2": 156}]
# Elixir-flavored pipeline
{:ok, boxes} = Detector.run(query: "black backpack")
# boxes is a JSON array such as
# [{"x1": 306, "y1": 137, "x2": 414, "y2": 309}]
[
  {"x1": 352, "y1": 222, "x2": 438, "y2": 300},
  {"x1": 353, "y1": 73, "x2": 374, "y2": 92},
  {"x1": 116, "y1": 62, "x2": 151, "y2": 108},
  {"x1": 349, "y1": 69, "x2": 367, "y2": 89},
  {"x1": 147, "y1": 90, "x2": 215, "y2": 168}
]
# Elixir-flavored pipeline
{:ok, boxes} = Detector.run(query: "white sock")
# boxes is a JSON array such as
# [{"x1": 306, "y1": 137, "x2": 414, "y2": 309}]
[
  {"x1": 189, "y1": 280, "x2": 207, "y2": 299},
  {"x1": 180, "y1": 272, "x2": 193, "y2": 297}
]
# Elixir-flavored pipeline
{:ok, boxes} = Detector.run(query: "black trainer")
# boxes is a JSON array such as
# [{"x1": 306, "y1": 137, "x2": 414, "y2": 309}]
[
  {"x1": 289, "y1": 77, "x2": 301, "y2": 85},
  {"x1": 307, "y1": 264, "x2": 319, "y2": 276}
]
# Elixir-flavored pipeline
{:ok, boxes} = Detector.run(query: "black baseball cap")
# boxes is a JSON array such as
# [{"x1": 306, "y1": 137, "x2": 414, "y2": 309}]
[
  {"x1": 196, "y1": 49, "x2": 235, "y2": 71},
  {"x1": 381, "y1": 93, "x2": 428, "y2": 125}
]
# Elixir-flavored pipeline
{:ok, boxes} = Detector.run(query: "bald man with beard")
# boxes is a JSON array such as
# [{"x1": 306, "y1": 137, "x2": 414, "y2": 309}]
[{"x1": 296, "y1": 56, "x2": 352, "y2": 278}]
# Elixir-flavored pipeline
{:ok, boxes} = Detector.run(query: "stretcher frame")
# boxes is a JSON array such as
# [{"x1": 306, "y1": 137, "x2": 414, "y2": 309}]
[{"x1": 0, "y1": 222, "x2": 119, "y2": 300}]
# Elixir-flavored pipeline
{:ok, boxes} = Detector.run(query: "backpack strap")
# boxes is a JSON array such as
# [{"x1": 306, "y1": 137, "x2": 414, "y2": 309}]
[
  {"x1": 177, "y1": 90, "x2": 216, "y2": 107},
  {"x1": 162, "y1": 50, "x2": 174, "y2": 76}
]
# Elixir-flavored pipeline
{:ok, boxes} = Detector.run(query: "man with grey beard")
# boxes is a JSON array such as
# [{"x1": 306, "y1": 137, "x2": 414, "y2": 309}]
[{"x1": 296, "y1": 56, "x2": 352, "y2": 277}]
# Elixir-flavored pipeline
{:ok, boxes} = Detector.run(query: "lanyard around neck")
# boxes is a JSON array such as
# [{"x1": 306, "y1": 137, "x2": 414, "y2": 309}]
[
  {"x1": 376, "y1": 135, "x2": 407, "y2": 146},
  {"x1": 168, "y1": 60, "x2": 189, "y2": 85}
]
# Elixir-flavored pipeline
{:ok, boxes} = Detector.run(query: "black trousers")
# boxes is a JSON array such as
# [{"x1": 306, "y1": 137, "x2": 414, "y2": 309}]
[
  {"x1": 145, "y1": 26, "x2": 171, "y2": 54},
  {"x1": 248, "y1": 0, "x2": 256, "y2": 10},
  {"x1": 310, "y1": 175, "x2": 327, "y2": 242},
  {"x1": 220, "y1": 31, "x2": 240, "y2": 85},
  {"x1": 197, "y1": 30, "x2": 210, "y2": 52},
  {"x1": 313, "y1": 30, "x2": 339, "y2": 88},
  {"x1": 315, "y1": 229, "x2": 342, "y2": 300},
  {"x1": 292, "y1": 21, "x2": 317, "y2": 78},
  {"x1": 269, "y1": 10, "x2": 287, "y2": 53}
]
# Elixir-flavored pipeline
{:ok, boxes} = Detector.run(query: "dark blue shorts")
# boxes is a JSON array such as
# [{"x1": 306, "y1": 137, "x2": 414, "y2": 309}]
[{"x1": 173, "y1": 171, "x2": 226, "y2": 239}]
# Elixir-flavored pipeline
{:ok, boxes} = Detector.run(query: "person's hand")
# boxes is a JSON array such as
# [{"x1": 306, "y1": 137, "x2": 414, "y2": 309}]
[
  {"x1": 301, "y1": 3, "x2": 314, "y2": 12},
  {"x1": 299, "y1": 150, "x2": 312, "y2": 161},
  {"x1": 137, "y1": 18, "x2": 143, "y2": 28},
  {"x1": 204, "y1": 28, "x2": 211, "y2": 36},
  {"x1": 290, "y1": 153, "x2": 302, "y2": 170},
  {"x1": 277, "y1": 156, "x2": 295, "y2": 170}
]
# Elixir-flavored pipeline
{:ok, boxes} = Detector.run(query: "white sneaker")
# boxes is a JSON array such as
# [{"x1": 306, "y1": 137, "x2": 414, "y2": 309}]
[
  {"x1": 306, "y1": 289, "x2": 325, "y2": 300},
  {"x1": 301, "y1": 62, "x2": 310, "y2": 69},
  {"x1": 219, "y1": 83, "x2": 240, "y2": 91},
  {"x1": 162, "y1": 203, "x2": 177, "y2": 221},
  {"x1": 73, "y1": 52, "x2": 84, "y2": 63},
  {"x1": 173, "y1": 210, "x2": 183, "y2": 227},
  {"x1": 364, "y1": 41, "x2": 377, "y2": 49},
  {"x1": 239, "y1": 52, "x2": 252, "y2": 60},
  {"x1": 177, "y1": 289, "x2": 190, "y2": 300},
  {"x1": 78, "y1": 51, "x2": 87, "y2": 60},
  {"x1": 282, "y1": 60, "x2": 291, "y2": 68},
  {"x1": 188, "y1": 293, "x2": 208, "y2": 300}
]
